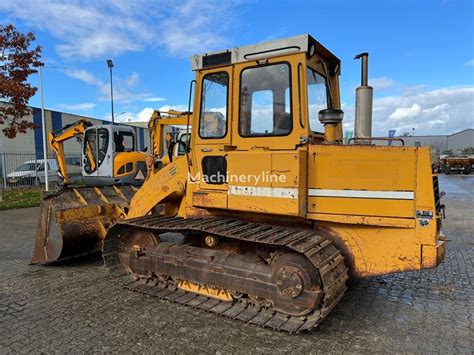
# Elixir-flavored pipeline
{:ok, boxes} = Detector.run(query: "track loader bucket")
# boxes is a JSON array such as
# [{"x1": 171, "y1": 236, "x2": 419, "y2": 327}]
[{"x1": 30, "y1": 186, "x2": 137, "y2": 265}]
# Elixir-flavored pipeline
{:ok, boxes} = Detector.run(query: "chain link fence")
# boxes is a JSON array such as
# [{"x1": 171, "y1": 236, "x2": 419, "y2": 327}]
[{"x1": 0, "y1": 152, "x2": 82, "y2": 190}]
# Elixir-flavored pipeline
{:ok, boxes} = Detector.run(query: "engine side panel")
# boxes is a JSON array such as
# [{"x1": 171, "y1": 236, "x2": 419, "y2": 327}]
[{"x1": 307, "y1": 144, "x2": 444, "y2": 277}]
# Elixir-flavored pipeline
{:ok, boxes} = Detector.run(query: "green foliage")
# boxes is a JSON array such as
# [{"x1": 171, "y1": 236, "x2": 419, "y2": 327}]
[
  {"x1": 0, "y1": 24, "x2": 42, "y2": 138},
  {"x1": 0, "y1": 188, "x2": 41, "y2": 210}
]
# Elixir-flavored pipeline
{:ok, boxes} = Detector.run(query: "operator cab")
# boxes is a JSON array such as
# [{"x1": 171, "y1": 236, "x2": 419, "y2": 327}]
[
  {"x1": 189, "y1": 34, "x2": 343, "y2": 215},
  {"x1": 82, "y1": 125, "x2": 145, "y2": 186}
]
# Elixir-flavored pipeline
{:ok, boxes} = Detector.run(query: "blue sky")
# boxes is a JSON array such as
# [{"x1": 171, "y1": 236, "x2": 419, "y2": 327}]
[{"x1": 1, "y1": 0, "x2": 473, "y2": 135}]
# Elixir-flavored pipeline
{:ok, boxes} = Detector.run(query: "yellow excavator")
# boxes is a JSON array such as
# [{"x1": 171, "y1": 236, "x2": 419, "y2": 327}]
[
  {"x1": 31, "y1": 111, "x2": 191, "y2": 264},
  {"x1": 34, "y1": 35, "x2": 445, "y2": 333},
  {"x1": 48, "y1": 119, "x2": 149, "y2": 188}
]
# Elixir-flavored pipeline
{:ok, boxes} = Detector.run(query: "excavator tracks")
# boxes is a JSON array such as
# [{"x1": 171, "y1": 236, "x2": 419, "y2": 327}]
[{"x1": 103, "y1": 215, "x2": 348, "y2": 333}]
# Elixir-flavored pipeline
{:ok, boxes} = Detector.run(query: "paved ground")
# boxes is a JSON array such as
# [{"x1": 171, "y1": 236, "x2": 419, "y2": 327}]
[{"x1": 0, "y1": 175, "x2": 473, "y2": 353}]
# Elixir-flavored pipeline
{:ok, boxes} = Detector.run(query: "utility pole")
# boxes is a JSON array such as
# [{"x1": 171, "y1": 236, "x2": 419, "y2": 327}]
[
  {"x1": 39, "y1": 65, "x2": 49, "y2": 191},
  {"x1": 107, "y1": 59, "x2": 115, "y2": 123}
]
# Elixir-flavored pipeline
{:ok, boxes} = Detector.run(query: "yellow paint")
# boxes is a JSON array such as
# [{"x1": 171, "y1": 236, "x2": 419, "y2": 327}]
[
  {"x1": 148, "y1": 110, "x2": 192, "y2": 158},
  {"x1": 48, "y1": 119, "x2": 91, "y2": 185},
  {"x1": 316, "y1": 222, "x2": 421, "y2": 277},
  {"x1": 193, "y1": 190, "x2": 227, "y2": 209},
  {"x1": 114, "y1": 151, "x2": 148, "y2": 177},
  {"x1": 178, "y1": 280, "x2": 233, "y2": 301},
  {"x1": 307, "y1": 213, "x2": 415, "y2": 229},
  {"x1": 126, "y1": 156, "x2": 188, "y2": 219},
  {"x1": 123, "y1": 34, "x2": 445, "y2": 279}
]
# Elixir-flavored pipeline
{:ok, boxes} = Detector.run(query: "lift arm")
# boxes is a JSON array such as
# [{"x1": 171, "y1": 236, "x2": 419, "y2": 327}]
[
  {"x1": 49, "y1": 119, "x2": 93, "y2": 186},
  {"x1": 148, "y1": 110, "x2": 191, "y2": 159}
]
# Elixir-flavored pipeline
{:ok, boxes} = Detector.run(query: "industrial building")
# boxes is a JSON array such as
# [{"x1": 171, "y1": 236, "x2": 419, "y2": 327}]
[
  {"x1": 0, "y1": 103, "x2": 150, "y2": 157},
  {"x1": 401, "y1": 129, "x2": 474, "y2": 154}
]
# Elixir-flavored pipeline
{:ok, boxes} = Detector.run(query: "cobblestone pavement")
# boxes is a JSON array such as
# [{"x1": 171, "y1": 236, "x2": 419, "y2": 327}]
[{"x1": 1, "y1": 175, "x2": 473, "y2": 353}]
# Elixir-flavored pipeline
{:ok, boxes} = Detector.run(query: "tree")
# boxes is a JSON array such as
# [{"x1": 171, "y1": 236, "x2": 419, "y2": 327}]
[{"x1": 0, "y1": 24, "x2": 42, "y2": 138}]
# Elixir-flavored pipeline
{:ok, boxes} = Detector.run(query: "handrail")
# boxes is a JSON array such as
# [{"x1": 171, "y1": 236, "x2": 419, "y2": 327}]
[{"x1": 348, "y1": 137, "x2": 405, "y2": 146}]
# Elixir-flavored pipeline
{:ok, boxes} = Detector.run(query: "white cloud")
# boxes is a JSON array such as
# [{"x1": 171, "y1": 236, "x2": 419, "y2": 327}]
[
  {"x1": 114, "y1": 105, "x2": 189, "y2": 123},
  {"x1": 115, "y1": 108, "x2": 156, "y2": 123},
  {"x1": 0, "y1": 0, "x2": 239, "y2": 60},
  {"x1": 0, "y1": 0, "x2": 150, "y2": 60},
  {"x1": 157, "y1": 104, "x2": 189, "y2": 113},
  {"x1": 63, "y1": 68, "x2": 164, "y2": 104},
  {"x1": 369, "y1": 77, "x2": 397, "y2": 90},
  {"x1": 143, "y1": 97, "x2": 167, "y2": 102},
  {"x1": 343, "y1": 86, "x2": 474, "y2": 136},
  {"x1": 389, "y1": 103, "x2": 422, "y2": 121},
  {"x1": 126, "y1": 72, "x2": 140, "y2": 87},
  {"x1": 64, "y1": 69, "x2": 102, "y2": 86},
  {"x1": 57, "y1": 102, "x2": 96, "y2": 111},
  {"x1": 465, "y1": 59, "x2": 474, "y2": 66}
]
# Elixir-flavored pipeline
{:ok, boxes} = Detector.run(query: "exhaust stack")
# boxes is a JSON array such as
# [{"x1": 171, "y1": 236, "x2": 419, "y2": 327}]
[{"x1": 354, "y1": 53, "x2": 373, "y2": 141}]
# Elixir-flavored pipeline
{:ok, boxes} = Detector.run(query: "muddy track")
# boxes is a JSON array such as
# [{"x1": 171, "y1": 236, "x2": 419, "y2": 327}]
[{"x1": 103, "y1": 215, "x2": 349, "y2": 333}]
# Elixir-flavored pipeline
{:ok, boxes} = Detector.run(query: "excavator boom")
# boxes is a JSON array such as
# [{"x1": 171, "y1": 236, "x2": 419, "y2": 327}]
[
  {"x1": 48, "y1": 119, "x2": 93, "y2": 186},
  {"x1": 31, "y1": 113, "x2": 192, "y2": 264}
]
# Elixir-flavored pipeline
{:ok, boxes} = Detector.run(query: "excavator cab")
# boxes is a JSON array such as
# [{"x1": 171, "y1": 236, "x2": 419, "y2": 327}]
[
  {"x1": 82, "y1": 125, "x2": 148, "y2": 186},
  {"x1": 31, "y1": 114, "x2": 193, "y2": 265}
]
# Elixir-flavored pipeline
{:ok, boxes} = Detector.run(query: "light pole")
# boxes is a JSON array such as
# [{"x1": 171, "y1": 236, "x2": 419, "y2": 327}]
[
  {"x1": 114, "y1": 112, "x2": 127, "y2": 120},
  {"x1": 107, "y1": 59, "x2": 115, "y2": 123},
  {"x1": 39, "y1": 65, "x2": 49, "y2": 191},
  {"x1": 37, "y1": 65, "x2": 70, "y2": 191},
  {"x1": 412, "y1": 127, "x2": 415, "y2": 136}
]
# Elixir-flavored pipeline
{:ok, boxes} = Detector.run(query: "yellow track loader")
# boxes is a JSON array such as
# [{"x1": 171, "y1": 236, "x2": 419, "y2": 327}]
[
  {"x1": 99, "y1": 34, "x2": 445, "y2": 333},
  {"x1": 31, "y1": 112, "x2": 191, "y2": 264}
]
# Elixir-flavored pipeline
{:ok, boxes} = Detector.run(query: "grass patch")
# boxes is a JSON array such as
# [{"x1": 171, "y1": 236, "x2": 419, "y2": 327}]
[{"x1": 0, "y1": 188, "x2": 42, "y2": 210}]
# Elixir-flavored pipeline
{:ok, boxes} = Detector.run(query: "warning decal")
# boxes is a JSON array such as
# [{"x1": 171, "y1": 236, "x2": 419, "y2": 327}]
[{"x1": 135, "y1": 170, "x2": 145, "y2": 180}]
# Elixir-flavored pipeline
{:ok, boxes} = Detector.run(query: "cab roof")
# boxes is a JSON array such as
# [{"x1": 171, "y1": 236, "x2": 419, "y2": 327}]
[{"x1": 190, "y1": 34, "x2": 340, "y2": 73}]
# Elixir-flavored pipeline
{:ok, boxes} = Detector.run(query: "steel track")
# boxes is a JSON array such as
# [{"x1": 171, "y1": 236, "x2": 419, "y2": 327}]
[{"x1": 103, "y1": 215, "x2": 349, "y2": 333}]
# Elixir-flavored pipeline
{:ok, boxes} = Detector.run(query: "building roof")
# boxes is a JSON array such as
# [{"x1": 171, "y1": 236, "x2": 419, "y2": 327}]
[
  {"x1": 399, "y1": 128, "x2": 473, "y2": 139},
  {"x1": 0, "y1": 101, "x2": 149, "y2": 130}
]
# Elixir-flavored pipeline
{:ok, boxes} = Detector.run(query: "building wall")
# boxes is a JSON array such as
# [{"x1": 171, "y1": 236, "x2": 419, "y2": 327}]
[
  {"x1": 447, "y1": 129, "x2": 474, "y2": 151},
  {"x1": 401, "y1": 129, "x2": 473, "y2": 154},
  {"x1": 402, "y1": 135, "x2": 448, "y2": 152},
  {"x1": 0, "y1": 103, "x2": 150, "y2": 157}
]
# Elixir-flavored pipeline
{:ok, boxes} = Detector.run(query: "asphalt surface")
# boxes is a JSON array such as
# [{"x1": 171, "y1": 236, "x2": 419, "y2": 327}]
[{"x1": 0, "y1": 175, "x2": 473, "y2": 353}]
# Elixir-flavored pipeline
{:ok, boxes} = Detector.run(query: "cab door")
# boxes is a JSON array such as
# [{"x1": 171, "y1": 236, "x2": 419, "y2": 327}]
[
  {"x1": 82, "y1": 126, "x2": 113, "y2": 178},
  {"x1": 82, "y1": 127, "x2": 99, "y2": 178},
  {"x1": 226, "y1": 56, "x2": 308, "y2": 217},
  {"x1": 97, "y1": 126, "x2": 113, "y2": 178},
  {"x1": 191, "y1": 67, "x2": 232, "y2": 209}
]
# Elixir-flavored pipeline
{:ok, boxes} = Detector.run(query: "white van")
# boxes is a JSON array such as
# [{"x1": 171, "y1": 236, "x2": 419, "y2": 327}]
[{"x1": 7, "y1": 159, "x2": 58, "y2": 186}]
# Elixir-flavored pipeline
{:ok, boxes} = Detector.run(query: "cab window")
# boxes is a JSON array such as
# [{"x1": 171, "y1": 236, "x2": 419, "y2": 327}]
[
  {"x1": 114, "y1": 131, "x2": 135, "y2": 152},
  {"x1": 83, "y1": 129, "x2": 97, "y2": 173},
  {"x1": 239, "y1": 63, "x2": 292, "y2": 136},
  {"x1": 177, "y1": 133, "x2": 190, "y2": 156},
  {"x1": 307, "y1": 67, "x2": 328, "y2": 133},
  {"x1": 199, "y1": 72, "x2": 228, "y2": 138},
  {"x1": 98, "y1": 128, "x2": 109, "y2": 167}
]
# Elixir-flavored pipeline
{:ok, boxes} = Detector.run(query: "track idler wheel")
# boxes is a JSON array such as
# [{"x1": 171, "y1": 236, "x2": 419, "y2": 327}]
[
  {"x1": 271, "y1": 253, "x2": 322, "y2": 316},
  {"x1": 118, "y1": 228, "x2": 160, "y2": 276}
]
